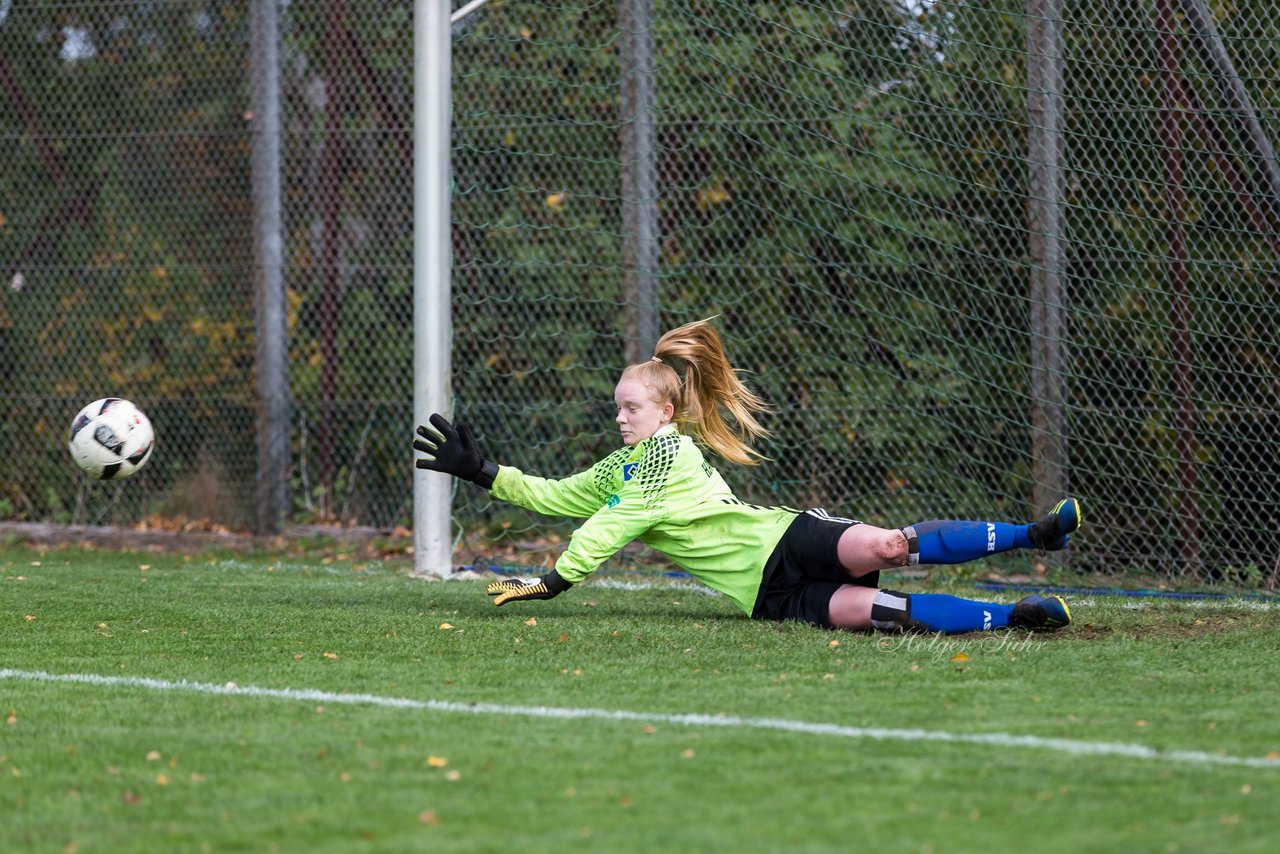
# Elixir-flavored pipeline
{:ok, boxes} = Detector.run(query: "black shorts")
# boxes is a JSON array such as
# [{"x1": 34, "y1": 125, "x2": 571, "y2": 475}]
[{"x1": 751, "y1": 509, "x2": 880, "y2": 629}]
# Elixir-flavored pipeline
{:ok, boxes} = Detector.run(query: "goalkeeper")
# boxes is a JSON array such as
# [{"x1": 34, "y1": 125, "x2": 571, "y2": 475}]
[{"x1": 413, "y1": 319, "x2": 1078, "y2": 634}]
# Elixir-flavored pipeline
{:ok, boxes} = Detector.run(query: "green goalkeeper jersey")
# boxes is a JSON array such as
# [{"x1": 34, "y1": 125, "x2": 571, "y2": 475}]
[{"x1": 490, "y1": 425, "x2": 800, "y2": 615}]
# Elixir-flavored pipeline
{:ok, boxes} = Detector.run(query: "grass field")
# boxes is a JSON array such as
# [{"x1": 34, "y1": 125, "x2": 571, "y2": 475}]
[{"x1": 2, "y1": 545, "x2": 1279, "y2": 853}]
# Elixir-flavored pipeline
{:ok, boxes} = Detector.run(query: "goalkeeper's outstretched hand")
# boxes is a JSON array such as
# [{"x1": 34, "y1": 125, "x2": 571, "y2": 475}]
[
  {"x1": 413, "y1": 413, "x2": 498, "y2": 488},
  {"x1": 486, "y1": 569, "x2": 573, "y2": 606}
]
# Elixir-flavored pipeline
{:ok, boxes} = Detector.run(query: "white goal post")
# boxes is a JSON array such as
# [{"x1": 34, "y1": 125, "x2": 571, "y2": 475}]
[{"x1": 412, "y1": 0, "x2": 454, "y2": 578}]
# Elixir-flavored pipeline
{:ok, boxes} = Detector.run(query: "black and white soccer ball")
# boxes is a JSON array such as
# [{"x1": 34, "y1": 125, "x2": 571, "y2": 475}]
[{"x1": 68, "y1": 398, "x2": 156, "y2": 480}]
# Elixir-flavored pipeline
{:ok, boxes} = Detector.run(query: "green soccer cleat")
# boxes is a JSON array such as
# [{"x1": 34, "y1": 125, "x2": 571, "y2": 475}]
[
  {"x1": 1029, "y1": 497, "x2": 1081, "y2": 552},
  {"x1": 1009, "y1": 594, "x2": 1072, "y2": 630}
]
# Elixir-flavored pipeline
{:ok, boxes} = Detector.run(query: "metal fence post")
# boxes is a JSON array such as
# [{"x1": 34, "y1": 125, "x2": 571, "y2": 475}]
[
  {"x1": 1025, "y1": 0, "x2": 1069, "y2": 526},
  {"x1": 1175, "y1": 0, "x2": 1280, "y2": 224},
  {"x1": 250, "y1": 0, "x2": 290, "y2": 534},
  {"x1": 1157, "y1": 0, "x2": 1201, "y2": 575},
  {"x1": 620, "y1": 0, "x2": 659, "y2": 363}
]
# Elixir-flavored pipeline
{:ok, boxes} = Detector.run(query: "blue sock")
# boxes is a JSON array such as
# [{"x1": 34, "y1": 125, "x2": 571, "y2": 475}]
[
  {"x1": 909, "y1": 593, "x2": 1012, "y2": 633},
  {"x1": 905, "y1": 520, "x2": 1033, "y2": 565}
]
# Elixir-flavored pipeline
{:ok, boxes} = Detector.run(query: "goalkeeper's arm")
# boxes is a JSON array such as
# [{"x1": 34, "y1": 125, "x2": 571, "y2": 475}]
[{"x1": 412, "y1": 413, "x2": 499, "y2": 488}]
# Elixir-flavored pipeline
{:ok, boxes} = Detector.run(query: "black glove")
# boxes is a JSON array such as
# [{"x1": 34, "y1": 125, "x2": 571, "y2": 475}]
[
  {"x1": 413, "y1": 413, "x2": 499, "y2": 489},
  {"x1": 485, "y1": 569, "x2": 573, "y2": 606}
]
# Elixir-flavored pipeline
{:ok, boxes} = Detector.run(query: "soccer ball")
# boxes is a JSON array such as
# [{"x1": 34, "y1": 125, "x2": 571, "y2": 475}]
[{"x1": 68, "y1": 398, "x2": 156, "y2": 480}]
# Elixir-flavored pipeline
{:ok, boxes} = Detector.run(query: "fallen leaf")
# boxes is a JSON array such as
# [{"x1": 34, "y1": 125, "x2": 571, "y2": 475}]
[
  {"x1": 427, "y1": 756, "x2": 449, "y2": 768},
  {"x1": 1136, "y1": 720, "x2": 1149, "y2": 727},
  {"x1": 445, "y1": 770, "x2": 461, "y2": 781},
  {"x1": 642, "y1": 725, "x2": 657, "y2": 734},
  {"x1": 524, "y1": 618, "x2": 537, "y2": 627},
  {"x1": 323, "y1": 652, "x2": 338, "y2": 659},
  {"x1": 439, "y1": 623, "x2": 454, "y2": 631},
  {"x1": 828, "y1": 640, "x2": 840, "y2": 649},
  {"x1": 146, "y1": 751, "x2": 161, "y2": 762},
  {"x1": 155, "y1": 773, "x2": 170, "y2": 786},
  {"x1": 680, "y1": 749, "x2": 695, "y2": 759},
  {"x1": 1241, "y1": 784, "x2": 1252, "y2": 795},
  {"x1": 5, "y1": 711, "x2": 15, "y2": 725},
  {"x1": 822, "y1": 673, "x2": 835, "y2": 683},
  {"x1": 122, "y1": 790, "x2": 142, "y2": 805},
  {"x1": 949, "y1": 652, "x2": 969, "y2": 663},
  {"x1": 559, "y1": 633, "x2": 570, "y2": 642},
  {"x1": 23, "y1": 615, "x2": 36, "y2": 622},
  {"x1": 419, "y1": 810, "x2": 439, "y2": 826}
]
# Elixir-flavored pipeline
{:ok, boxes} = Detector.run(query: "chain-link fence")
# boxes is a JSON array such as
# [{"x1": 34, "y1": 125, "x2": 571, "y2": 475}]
[{"x1": 2, "y1": 1, "x2": 1277, "y2": 584}]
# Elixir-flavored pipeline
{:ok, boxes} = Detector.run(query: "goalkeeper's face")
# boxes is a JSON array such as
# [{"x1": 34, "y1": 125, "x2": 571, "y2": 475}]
[{"x1": 614, "y1": 377, "x2": 675, "y2": 445}]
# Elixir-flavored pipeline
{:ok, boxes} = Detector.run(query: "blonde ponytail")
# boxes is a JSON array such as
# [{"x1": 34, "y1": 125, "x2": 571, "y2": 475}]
[{"x1": 621, "y1": 318, "x2": 770, "y2": 465}]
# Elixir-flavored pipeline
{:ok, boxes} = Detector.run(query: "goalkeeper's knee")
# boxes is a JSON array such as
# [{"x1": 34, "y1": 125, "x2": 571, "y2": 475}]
[{"x1": 870, "y1": 589, "x2": 912, "y2": 632}]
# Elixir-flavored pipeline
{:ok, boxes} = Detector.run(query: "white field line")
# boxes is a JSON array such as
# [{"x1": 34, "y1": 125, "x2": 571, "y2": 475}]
[
  {"x1": 3, "y1": 668, "x2": 1277, "y2": 770},
  {"x1": 590, "y1": 578, "x2": 723, "y2": 596},
  {"x1": 1117, "y1": 599, "x2": 1280, "y2": 611}
]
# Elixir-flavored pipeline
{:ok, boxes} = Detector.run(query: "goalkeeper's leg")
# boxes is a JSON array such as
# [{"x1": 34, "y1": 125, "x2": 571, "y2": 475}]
[
  {"x1": 836, "y1": 498, "x2": 1082, "y2": 576},
  {"x1": 828, "y1": 585, "x2": 1070, "y2": 633}
]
